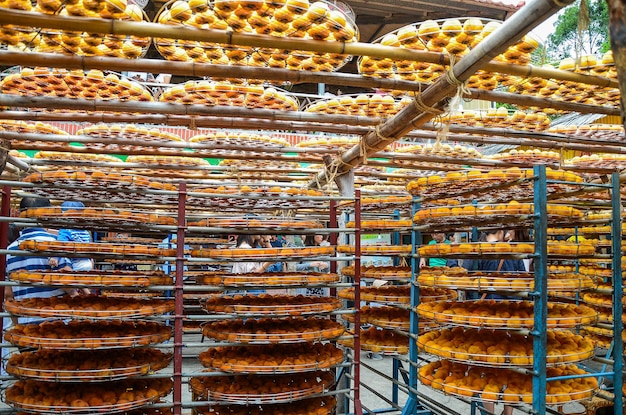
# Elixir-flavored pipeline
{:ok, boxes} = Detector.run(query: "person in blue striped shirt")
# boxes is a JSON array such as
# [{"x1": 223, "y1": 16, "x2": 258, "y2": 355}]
[
  {"x1": 5, "y1": 197, "x2": 73, "y2": 326},
  {"x1": 57, "y1": 201, "x2": 94, "y2": 271}
]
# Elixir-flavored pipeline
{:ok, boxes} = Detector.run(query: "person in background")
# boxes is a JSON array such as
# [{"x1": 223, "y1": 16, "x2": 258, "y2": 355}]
[
  {"x1": 6, "y1": 197, "x2": 74, "y2": 325},
  {"x1": 419, "y1": 232, "x2": 450, "y2": 268},
  {"x1": 270, "y1": 235, "x2": 286, "y2": 248},
  {"x1": 108, "y1": 233, "x2": 138, "y2": 271},
  {"x1": 296, "y1": 234, "x2": 330, "y2": 296},
  {"x1": 231, "y1": 234, "x2": 263, "y2": 274},
  {"x1": 57, "y1": 201, "x2": 94, "y2": 271},
  {"x1": 3, "y1": 224, "x2": 21, "y2": 319},
  {"x1": 231, "y1": 234, "x2": 275, "y2": 274},
  {"x1": 1, "y1": 223, "x2": 23, "y2": 373},
  {"x1": 296, "y1": 235, "x2": 330, "y2": 272},
  {"x1": 294, "y1": 234, "x2": 306, "y2": 247},
  {"x1": 231, "y1": 234, "x2": 278, "y2": 294},
  {"x1": 505, "y1": 229, "x2": 533, "y2": 272},
  {"x1": 146, "y1": 73, "x2": 163, "y2": 99},
  {"x1": 463, "y1": 229, "x2": 525, "y2": 275},
  {"x1": 4, "y1": 199, "x2": 89, "y2": 375},
  {"x1": 264, "y1": 235, "x2": 285, "y2": 272}
]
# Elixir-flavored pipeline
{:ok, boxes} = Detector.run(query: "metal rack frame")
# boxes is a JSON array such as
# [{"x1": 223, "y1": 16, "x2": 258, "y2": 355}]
[
  {"x1": 0, "y1": 180, "x2": 359, "y2": 415},
  {"x1": 408, "y1": 165, "x2": 625, "y2": 415}
]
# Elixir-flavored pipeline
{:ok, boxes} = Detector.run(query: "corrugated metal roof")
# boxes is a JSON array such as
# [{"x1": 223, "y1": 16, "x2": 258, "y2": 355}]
[{"x1": 550, "y1": 112, "x2": 606, "y2": 127}]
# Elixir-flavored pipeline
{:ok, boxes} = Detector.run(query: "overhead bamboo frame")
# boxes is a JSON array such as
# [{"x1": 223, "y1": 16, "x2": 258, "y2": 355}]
[
  {"x1": 309, "y1": 0, "x2": 578, "y2": 188},
  {"x1": 5, "y1": 126, "x2": 626, "y2": 177},
  {"x1": 0, "y1": 93, "x2": 619, "y2": 136},
  {"x1": 0, "y1": 80, "x2": 618, "y2": 119},
  {"x1": 27, "y1": 158, "x2": 316, "y2": 173},
  {"x1": 0, "y1": 95, "x2": 378, "y2": 126},
  {"x1": 0, "y1": 49, "x2": 619, "y2": 93},
  {"x1": 3, "y1": 108, "x2": 626, "y2": 156}
]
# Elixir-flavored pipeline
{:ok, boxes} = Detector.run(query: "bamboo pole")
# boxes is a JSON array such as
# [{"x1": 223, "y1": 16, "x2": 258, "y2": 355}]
[
  {"x1": 406, "y1": 127, "x2": 626, "y2": 153},
  {"x1": 10, "y1": 136, "x2": 626, "y2": 175},
  {"x1": 467, "y1": 89, "x2": 619, "y2": 116},
  {"x1": 2, "y1": 134, "x2": 328, "y2": 163},
  {"x1": 0, "y1": 110, "x2": 370, "y2": 135},
  {"x1": 309, "y1": 0, "x2": 577, "y2": 188},
  {"x1": 0, "y1": 92, "x2": 618, "y2": 132},
  {"x1": 0, "y1": 51, "x2": 430, "y2": 93},
  {"x1": 0, "y1": 49, "x2": 618, "y2": 92},
  {"x1": 0, "y1": 11, "x2": 618, "y2": 91},
  {"x1": 6, "y1": 155, "x2": 31, "y2": 173},
  {"x1": 417, "y1": 124, "x2": 626, "y2": 148},
  {"x1": 0, "y1": 95, "x2": 379, "y2": 126},
  {"x1": 16, "y1": 144, "x2": 554, "y2": 174},
  {"x1": 4, "y1": 110, "x2": 626, "y2": 155},
  {"x1": 8, "y1": 124, "x2": 626, "y2": 167},
  {"x1": 402, "y1": 132, "x2": 626, "y2": 154},
  {"x1": 28, "y1": 159, "x2": 322, "y2": 176}
]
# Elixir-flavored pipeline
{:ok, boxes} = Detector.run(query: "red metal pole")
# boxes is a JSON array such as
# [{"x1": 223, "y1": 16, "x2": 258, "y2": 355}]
[
  {"x1": 173, "y1": 182, "x2": 186, "y2": 415},
  {"x1": 353, "y1": 189, "x2": 363, "y2": 415}
]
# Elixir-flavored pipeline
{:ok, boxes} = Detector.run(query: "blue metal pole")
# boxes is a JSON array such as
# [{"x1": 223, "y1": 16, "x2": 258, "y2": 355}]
[
  {"x1": 401, "y1": 196, "x2": 421, "y2": 415},
  {"x1": 546, "y1": 372, "x2": 615, "y2": 382},
  {"x1": 531, "y1": 165, "x2": 548, "y2": 415},
  {"x1": 343, "y1": 209, "x2": 352, "y2": 414},
  {"x1": 392, "y1": 357, "x2": 400, "y2": 404},
  {"x1": 611, "y1": 171, "x2": 623, "y2": 415}
]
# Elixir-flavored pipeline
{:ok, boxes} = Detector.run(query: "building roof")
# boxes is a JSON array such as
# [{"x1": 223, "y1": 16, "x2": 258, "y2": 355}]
[{"x1": 339, "y1": 0, "x2": 523, "y2": 43}]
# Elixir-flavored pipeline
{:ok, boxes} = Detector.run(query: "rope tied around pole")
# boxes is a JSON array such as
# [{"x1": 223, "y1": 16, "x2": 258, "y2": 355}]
[
  {"x1": 359, "y1": 127, "x2": 390, "y2": 165},
  {"x1": 443, "y1": 51, "x2": 470, "y2": 116},
  {"x1": 374, "y1": 124, "x2": 393, "y2": 142},
  {"x1": 322, "y1": 160, "x2": 342, "y2": 191},
  {"x1": 412, "y1": 89, "x2": 444, "y2": 117},
  {"x1": 314, "y1": 171, "x2": 322, "y2": 190},
  {"x1": 358, "y1": 135, "x2": 368, "y2": 165}
]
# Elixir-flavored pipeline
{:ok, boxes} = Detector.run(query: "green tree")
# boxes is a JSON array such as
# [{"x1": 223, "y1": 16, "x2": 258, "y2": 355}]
[{"x1": 545, "y1": 0, "x2": 609, "y2": 62}]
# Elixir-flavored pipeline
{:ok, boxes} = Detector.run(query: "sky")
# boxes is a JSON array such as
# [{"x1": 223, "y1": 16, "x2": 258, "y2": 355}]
[
  {"x1": 534, "y1": 14, "x2": 559, "y2": 42},
  {"x1": 499, "y1": 0, "x2": 563, "y2": 43}
]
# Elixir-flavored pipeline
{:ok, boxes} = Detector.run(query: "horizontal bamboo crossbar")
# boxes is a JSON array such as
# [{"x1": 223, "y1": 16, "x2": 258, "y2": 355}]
[
  {"x1": 3, "y1": 109, "x2": 626, "y2": 155},
  {"x1": 0, "y1": 95, "x2": 379, "y2": 126},
  {"x1": 6, "y1": 125, "x2": 626, "y2": 178},
  {"x1": 0, "y1": 51, "x2": 429, "y2": 92},
  {"x1": 0, "y1": 91, "x2": 617, "y2": 132},
  {"x1": 0, "y1": 11, "x2": 617, "y2": 90}
]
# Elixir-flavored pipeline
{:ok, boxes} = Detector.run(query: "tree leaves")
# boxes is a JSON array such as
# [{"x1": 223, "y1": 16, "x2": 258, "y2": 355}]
[{"x1": 545, "y1": 0, "x2": 609, "y2": 62}]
